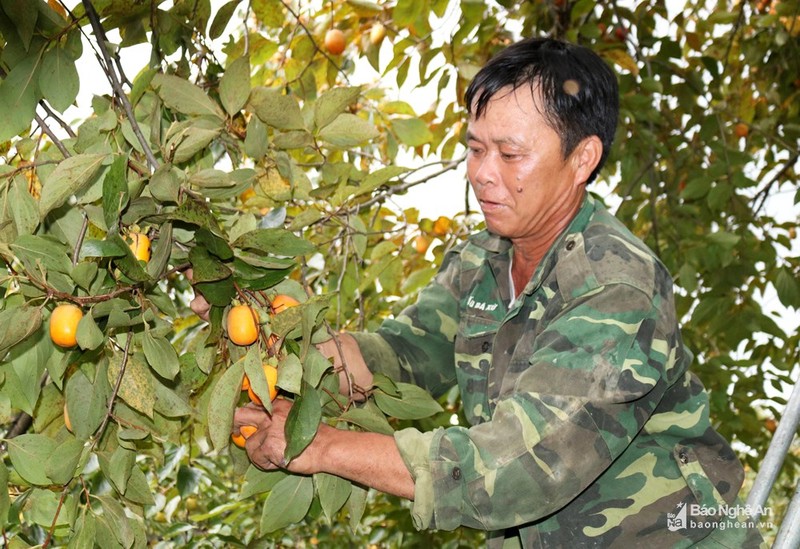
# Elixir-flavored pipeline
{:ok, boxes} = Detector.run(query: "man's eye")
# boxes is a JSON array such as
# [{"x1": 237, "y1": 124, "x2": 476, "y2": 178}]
[{"x1": 501, "y1": 153, "x2": 519, "y2": 160}]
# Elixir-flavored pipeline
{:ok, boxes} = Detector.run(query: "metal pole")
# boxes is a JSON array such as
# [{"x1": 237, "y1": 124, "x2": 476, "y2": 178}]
[
  {"x1": 745, "y1": 373, "x2": 800, "y2": 522},
  {"x1": 773, "y1": 480, "x2": 800, "y2": 549}
]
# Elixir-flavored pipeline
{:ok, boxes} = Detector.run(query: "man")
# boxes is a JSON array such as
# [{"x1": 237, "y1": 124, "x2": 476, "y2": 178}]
[{"x1": 232, "y1": 38, "x2": 764, "y2": 547}]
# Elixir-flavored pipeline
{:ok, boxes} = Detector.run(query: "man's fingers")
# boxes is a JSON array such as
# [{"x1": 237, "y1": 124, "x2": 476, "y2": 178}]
[
  {"x1": 233, "y1": 406, "x2": 270, "y2": 432},
  {"x1": 190, "y1": 294, "x2": 211, "y2": 321}
]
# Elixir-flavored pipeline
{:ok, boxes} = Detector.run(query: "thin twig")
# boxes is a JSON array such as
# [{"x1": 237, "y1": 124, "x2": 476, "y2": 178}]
[
  {"x1": 345, "y1": 155, "x2": 466, "y2": 214},
  {"x1": 39, "y1": 101, "x2": 77, "y2": 138},
  {"x1": 81, "y1": 0, "x2": 159, "y2": 171},
  {"x1": 754, "y1": 152, "x2": 800, "y2": 214},
  {"x1": 94, "y1": 331, "x2": 134, "y2": 442},
  {"x1": 34, "y1": 113, "x2": 71, "y2": 158},
  {"x1": 42, "y1": 486, "x2": 70, "y2": 549},
  {"x1": 72, "y1": 212, "x2": 90, "y2": 266},
  {"x1": 243, "y1": 1, "x2": 251, "y2": 56}
]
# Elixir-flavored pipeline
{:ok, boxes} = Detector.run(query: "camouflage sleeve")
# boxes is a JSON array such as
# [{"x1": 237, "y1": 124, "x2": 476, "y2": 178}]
[
  {"x1": 395, "y1": 282, "x2": 674, "y2": 531},
  {"x1": 353, "y1": 247, "x2": 463, "y2": 398}
]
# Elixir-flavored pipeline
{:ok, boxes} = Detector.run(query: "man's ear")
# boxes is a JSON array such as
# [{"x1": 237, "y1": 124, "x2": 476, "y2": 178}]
[{"x1": 570, "y1": 135, "x2": 603, "y2": 185}]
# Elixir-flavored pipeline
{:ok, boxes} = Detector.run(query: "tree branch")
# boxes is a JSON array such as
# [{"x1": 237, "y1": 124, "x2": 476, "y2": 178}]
[
  {"x1": 754, "y1": 152, "x2": 800, "y2": 214},
  {"x1": 345, "y1": 155, "x2": 466, "y2": 214},
  {"x1": 93, "y1": 331, "x2": 133, "y2": 445},
  {"x1": 81, "y1": 0, "x2": 159, "y2": 171}
]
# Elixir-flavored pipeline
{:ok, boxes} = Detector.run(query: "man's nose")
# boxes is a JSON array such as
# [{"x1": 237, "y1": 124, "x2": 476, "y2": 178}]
[{"x1": 472, "y1": 155, "x2": 499, "y2": 187}]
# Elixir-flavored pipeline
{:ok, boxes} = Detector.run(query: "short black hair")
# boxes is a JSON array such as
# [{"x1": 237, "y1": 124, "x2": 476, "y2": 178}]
[{"x1": 465, "y1": 37, "x2": 619, "y2": 184}]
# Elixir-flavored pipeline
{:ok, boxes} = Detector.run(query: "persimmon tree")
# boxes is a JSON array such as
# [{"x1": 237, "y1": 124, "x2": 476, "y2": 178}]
[{"x1": 0, "y1": 0, "x2": 797, "y2": 546}]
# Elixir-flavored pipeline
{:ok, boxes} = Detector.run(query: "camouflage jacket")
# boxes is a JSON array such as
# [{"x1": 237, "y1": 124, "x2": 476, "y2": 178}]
[{"x1": 353, "y1": 194, "x2": 764, "y2": 547}]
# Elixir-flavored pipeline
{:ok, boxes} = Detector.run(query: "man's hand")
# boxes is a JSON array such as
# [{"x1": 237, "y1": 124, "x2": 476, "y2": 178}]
[
  {"x1": 317, "y1": 333, "x2": 373, "y2": 399},
  {"x1": 233, "y1": 400, "x2": 323, "y2": 475},
  {"x1": 233, "y1": 399, "x2": 415, "y2": 499},
  {"x1": 185, "y1": 268, "x2": 211, "y2": 321}
]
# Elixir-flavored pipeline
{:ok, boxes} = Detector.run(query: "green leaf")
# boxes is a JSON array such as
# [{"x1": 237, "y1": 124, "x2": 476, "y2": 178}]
[
  {"x1": 39, "y1": 46, "x2": 79, "y2": 111},
  {"x1": 259, "y1": 475, "x2": 314, "y2": 533},
  {"x1": 302, "y1": 346, "x2": 332, "y2": 388},
  {"x1": 103, "y1": 154, "x2": 130, "y2": 230},
  {"x1": 220, "y1": 55, "x2": 250, "y2": 115},
  {"x1": 706, "y1": 231, "x2": 741, "y2": 250},
  {"x1": 374, "y1": 381, "x2": 443, "y2": 419},
  {"x1": 168, "y1": 199, "x2": 222, "y2": 234},
  {"x1": 318, "y1": 113, "x2": 379, "y2": 147},
  {"x1": 167, "y1": 118, "x2": 223, "y2": 164},
  {"x1": 107, "y1": 446, "x2": 135, "y2": 496},
  {"x1": 45, "y1": 437, "x2": 85, "y2": 485},
  {"x1": 207, "y1": 358, "x2": 245, "y2": 451},
  {"x1": 0, "y1": 54, "x2": 40, "y2": 141},
  {"x1": 347, "y1": 484, "x2": 368, "y2": 532},
  {"x1": 69, "y1": 512, "x2": 97, "y2": 549},
  {"x1": 152, "y1": 73, "x2": 224, "y2": 119},
  {"x1": 0, "y1": 305, "x2": 42, "y2": 356},
  {"x1": 1, "y1": 0, "x2": 38, "y2": 50},
  {"x1": 343, "y1": 165, "x2": 408, "y2": 201},
  {"x1": 276, "y1": 353, "x2": 302, "y2": 395},
  {"x1": 392, "y1": 117, "x2": 434, "y2": 146},
  {"x1": 195, "y1": 278, "x2": 236, "y2": 307},
  {"x1": 142, "y1": 332, "x2": 180, "y2": 380},
  {"x1": 22, "y1": 488, "x2": 75, "y2": 528},
  {"x1": 196, "y1": 227, "x2": 234, "y2": 260},
  {"x1": 315, "y1": 472, "x2": 351, "y2": 522},
  {"x1": 123, "y1": 466, "x2": 155, "y2": 506},
  {"x1": 154, "y1": 381, "x2": 192, "y2": 418},
  {"x1": 10, "y1": 176, "x2": 39, "y2": 235},
  {"x1": 284, "y1": 383, "x2": 322, "y2": 461},
  {"x1": 233, "y1": 228, "x2": 315, "y2": 256},
  {"x1": 393, "y1": 0, "x2": 424, "y2": 26},
  {"x1": 7, "y1": 434, "x2": 58, "y2": 486},
  {"x1": 249, "y1": 86, "x2": 305, "y2": 130},
  {"x1": 146, "y1": 222, "x2": 172, "y2": 279},
  {"x1": 97, "y1": 495, "x2": 135, "y2": 548},
  {"x1": 78, "y1": 239, "x2": 127, "y2": 259},
  {"x1": 209, "y1": 0, "x2": 241, "y2": 39},
  {"x1": 240, "y1": 467, "x2": 286, "y2": 499},
  {"x1": 338, "y1": 403, "x2": 394, "y2": 435},
  {"x1": 38, "y1": 153, "x2": 108, "y2": 218},
  {"x1": 244, "y1": 115, "x2": 269, "y2": 159},
  {"x1": 189, "y1": 245, "x2": 232, "y2": 283},
  {"x1": 109, "y1": 353, "x2": 155, "y2": 418},
  {"x1": 66, "y1": 367, "x2": 110, "y2": 440},
  {"x1": 148, "y1": 163, "x2": 181, "y2": 203},
  {"x1": 314, "y1": 86, "x2": 362, "y2": 130},
  {"x1": 110, "y1": 234, "x2": 150, "y2": 283},
  {"x1": 240, "y1": 347, "x2": 267, "y2": 407},
  {"x1": 11, "y1": 234, "x2": 73, "y2": 274},
  {"x1": 76, "y1": 312, "x2": 105, "y2": 350},
  {"x1": 774, "y1": 267, "x2": 800, "y2": 309},
  {"x1": 0, "y1": 460, "x2": 9, "y2": 530}
]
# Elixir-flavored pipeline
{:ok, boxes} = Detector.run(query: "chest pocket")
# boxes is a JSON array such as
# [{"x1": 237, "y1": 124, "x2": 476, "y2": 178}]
[{"x1": 455, "y1": 312, "x2": 501, "y2": 424}]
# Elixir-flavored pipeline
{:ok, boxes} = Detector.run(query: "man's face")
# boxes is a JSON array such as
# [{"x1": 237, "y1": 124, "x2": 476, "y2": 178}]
[{"x1": 466, "y1": 85, "x2": 586, "y2": 243}]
